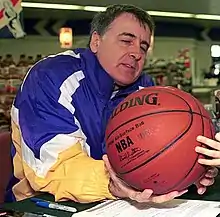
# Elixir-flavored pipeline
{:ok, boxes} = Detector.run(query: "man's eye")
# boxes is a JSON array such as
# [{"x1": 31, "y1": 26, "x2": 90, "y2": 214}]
[{"x1": 121, "y1": 40, "x2": 131, "y2": 44}]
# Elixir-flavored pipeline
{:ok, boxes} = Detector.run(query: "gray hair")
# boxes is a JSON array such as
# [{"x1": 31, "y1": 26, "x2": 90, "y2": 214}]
[{"x1": 89, "y1": 4, "x2": 155, "y2": 44}]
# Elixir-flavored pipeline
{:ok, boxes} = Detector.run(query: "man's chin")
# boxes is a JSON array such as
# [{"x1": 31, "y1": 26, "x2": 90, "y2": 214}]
[{"x1": 115, "y1": 78, "x2": 138, "y2": 87}]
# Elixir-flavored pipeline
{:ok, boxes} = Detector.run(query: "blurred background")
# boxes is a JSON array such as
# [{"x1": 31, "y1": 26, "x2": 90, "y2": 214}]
[{"x1": 0, "y1": 0, "x2": 220, "y2": 131}]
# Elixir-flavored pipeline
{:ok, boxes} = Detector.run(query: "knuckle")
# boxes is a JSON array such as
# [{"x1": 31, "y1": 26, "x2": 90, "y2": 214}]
[{"x1": 128, "y1": 192, "x2": 137, "y2": 201}]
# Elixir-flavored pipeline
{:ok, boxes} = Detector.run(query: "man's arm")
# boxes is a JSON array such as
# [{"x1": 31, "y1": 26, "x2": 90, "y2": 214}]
[{"x1": 11, "y1": 56, "x2": 114, "y2": 202}]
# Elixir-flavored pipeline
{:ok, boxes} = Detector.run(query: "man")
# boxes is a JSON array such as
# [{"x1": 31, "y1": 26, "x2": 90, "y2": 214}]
[{"x1": 6, "y1": 4, "x2": 218, "y2": 203}]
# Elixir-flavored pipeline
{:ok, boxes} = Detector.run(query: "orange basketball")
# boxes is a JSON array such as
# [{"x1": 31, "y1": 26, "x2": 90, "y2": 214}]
[{"x1": 105, "y1": 86, "x2": 215, "y2": 195}]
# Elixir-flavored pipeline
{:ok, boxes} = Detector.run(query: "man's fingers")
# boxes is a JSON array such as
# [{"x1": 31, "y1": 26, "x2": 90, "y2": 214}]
[
  {"x1": 215, "y1": 133, "x2": 220, "y2": 142},
  {"x1": 102, "y1": 154, "x2": 108, "y2": 170},
  {"x1": 150, "y1": 190, "x2": 188, "y2": 203},
  {"x1": 198, "y1": 158, "x2": 220, "y2": 166},
  {"x1": 129, "y1": 189, "x2": 153, "y2": 203},
  {"x1": 196, "y1": 185, "x2": 206, "y2": 195},
  {"x1": 195, "y1": 147, "x2": 220, "y2": 159},
  {"x1": 205, "y1": 167, "x2": 219, "y2": 178},
  {"x1": 197, "y1": 135, "x2": 220, "y2": 150},
  {"x1": 103, "y1": 155, "x2": 122, "y2": 182},
  {"x1": 102, "y1": 155, "x2": 114, "y2": 174},
  {"x1": 128, "y1": 189, "x2": 188, "y2": 203},
  {"x1": 137, "y1": 189, "x2": 154, "y2": 202},
  {"x1": 102, "y1": 154, "x2": 108, "y2": 164},
  {"x1": 199, "y1": 177, "x2": 215, "y2": 187}
]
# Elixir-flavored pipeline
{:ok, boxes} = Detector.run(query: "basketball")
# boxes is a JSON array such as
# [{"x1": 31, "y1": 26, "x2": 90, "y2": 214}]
[{"x1": 105, "y1": 86, "x2": 215, "y2": 195}]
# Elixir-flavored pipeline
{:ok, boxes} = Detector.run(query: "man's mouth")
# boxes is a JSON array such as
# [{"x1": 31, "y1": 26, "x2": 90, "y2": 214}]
[{"x1": 122, "y1": 63, "x2": 135, "y2": 69}]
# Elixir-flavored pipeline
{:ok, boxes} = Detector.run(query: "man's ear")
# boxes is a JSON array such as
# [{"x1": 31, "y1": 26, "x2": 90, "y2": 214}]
[{"x1": 89, "y1": 31, "x2": 101, "y2": 53}]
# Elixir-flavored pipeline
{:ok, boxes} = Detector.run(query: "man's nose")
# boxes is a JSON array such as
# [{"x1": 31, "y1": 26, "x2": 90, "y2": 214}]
[{"x1": 129, "y1": 46, "x2": 142, "y2": 61}]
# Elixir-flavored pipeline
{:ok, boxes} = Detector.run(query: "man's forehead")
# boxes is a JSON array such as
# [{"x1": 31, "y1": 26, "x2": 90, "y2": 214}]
[{"x1": 110, "y1": 14, "x2": 150, "y2": 33}]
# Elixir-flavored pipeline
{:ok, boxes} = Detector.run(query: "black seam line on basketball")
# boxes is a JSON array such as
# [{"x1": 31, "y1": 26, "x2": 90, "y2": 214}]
[
  {"x1": 107, "y1": 110, "x2": 210, "y2": 141},
  {"x1": 161, "y1": 98, "x2": 205, "y2": 193},
  {"x1": 117, "y1": 106, "x2": 209, "y2": 176},
  {"x1": 110, "y1": 90, "x2": 203, "y2": 176},
  {"x1": 194, "y1": 97, "x2": 205, "y2": 136},
  {"x1": 208, "y1": 111, "x2": 214, "y2": 138},
  {"x1": 117, "y1": 111, "x2": 194, "y2": 175},
  {"x1": 108, "y1": 88, "x2": 194, "y2": 140},
  {"x1": 210, "y1": 121, "x2": 214, "y2": 138}
]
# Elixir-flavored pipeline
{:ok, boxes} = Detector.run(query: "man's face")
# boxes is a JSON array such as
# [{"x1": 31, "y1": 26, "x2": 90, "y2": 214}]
[{"x1": 90, "y1": 13, "x2": 152, "y2": 86}]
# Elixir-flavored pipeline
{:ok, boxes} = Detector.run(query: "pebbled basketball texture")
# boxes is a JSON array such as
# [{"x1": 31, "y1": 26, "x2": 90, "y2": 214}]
[{"x1": 105, "y1": 86, "x2": 215, "y2": 195}]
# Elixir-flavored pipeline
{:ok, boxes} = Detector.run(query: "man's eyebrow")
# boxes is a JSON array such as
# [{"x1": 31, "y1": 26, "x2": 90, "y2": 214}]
[
  {"x1": 118, "y1": 32, "x2": 136, "y2": 38},
  {"x1": 118, "y1": 32, "x2": 149, "y2": 47}
]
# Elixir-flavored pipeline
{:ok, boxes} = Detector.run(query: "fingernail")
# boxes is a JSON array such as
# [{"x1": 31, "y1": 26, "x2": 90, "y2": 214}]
[
  {"x1": 182, "y1": 189, "x2": 188, "y2": 194},
  {"x1": 179, "y1": 189, "x2": 188, "y2": 196},
  {"x1": 216, "y1": 133, "x2": 220, "y2": 140},
  {"x1": 195, "y1": 147, "x2": 199, "y2": 152},
  {"x1": 172, "y1": 191, "x2": 181, "y2": 196},
  {"x1": 197, "y1": 136, "x2": 202, "y2": 140},
  {"x1": 198, "y1": 188, "x2": 205, "y2": 195},
  {"x1": 144, "y1": 189, "x2": 153, "y2": 195},
  {"x1": 198, "y1": 159, "x2": 203, "y2": 164}
]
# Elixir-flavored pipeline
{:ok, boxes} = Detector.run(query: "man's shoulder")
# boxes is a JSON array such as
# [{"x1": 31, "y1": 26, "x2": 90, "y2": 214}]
[
  {"x1": 16, "y1": 50, "x2": 88, "y2": 102},
  {"x1": 26, "y1": 49, "x2": 86, "y2": 87},
  {"x1": 36, "y1": 50, "x2": 82, "y2": 74}
]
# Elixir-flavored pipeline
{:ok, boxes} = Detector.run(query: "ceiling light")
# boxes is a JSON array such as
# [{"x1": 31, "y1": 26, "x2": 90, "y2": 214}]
[
  {"x1": 195, "y1": 14, "x2": 220, "y2": 20},
  {"x1": 84, "y1": 6, "x2": 106, "y2": 12},
  {"x1": 21, "y1": 2, "x2": 83, "y2": 10},
  {"x1": 21, "y1": 2, "x2": 220, "y2": 21},
  {"x1": 148, "y1": 11, "x2": 194, "y2": 18}
]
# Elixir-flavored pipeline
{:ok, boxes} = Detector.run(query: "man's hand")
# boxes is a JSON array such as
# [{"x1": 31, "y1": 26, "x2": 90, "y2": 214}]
[
  {"x1": 196, "y1": 133, "x2": 220, "y2": 167},
  {"x1": 194, "y1": 133, "x2": 220, "y2": 194},
  {"x1": 194, "y1": 167, "x2": 218, "y2": 194},
  {"x1": 103, "y1": 155, "x2": 188, "y2": 203}
]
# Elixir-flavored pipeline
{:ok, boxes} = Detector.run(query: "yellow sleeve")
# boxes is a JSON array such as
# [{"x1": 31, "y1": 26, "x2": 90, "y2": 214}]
[{"x1": 22, "y1": 142, "x2": 115, "y2": 203}]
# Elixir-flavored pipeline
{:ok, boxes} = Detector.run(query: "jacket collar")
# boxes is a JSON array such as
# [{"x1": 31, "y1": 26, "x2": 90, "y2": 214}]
[{"x1": 80, "y1": 48, "x2": 115, "y2": 100}]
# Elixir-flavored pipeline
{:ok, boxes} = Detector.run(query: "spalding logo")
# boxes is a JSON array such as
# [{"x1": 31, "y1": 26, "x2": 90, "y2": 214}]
[{"x1": 111, "y1": 92, "x2": 159, "y2": 119}]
